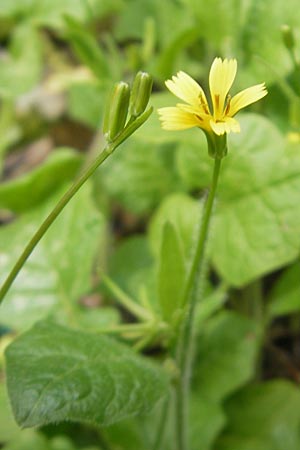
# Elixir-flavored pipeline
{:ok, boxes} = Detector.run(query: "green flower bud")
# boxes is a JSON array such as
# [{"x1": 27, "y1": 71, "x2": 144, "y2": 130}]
[
  {"x1": 103, "y1": 81, "x2": 130, "y2": 141},
  {"x1": 130, "y1": 71, "x2": 153, "y2": 117},
  {"x1": 281, "y1": 24, "x2": 295, "y2": 51}
]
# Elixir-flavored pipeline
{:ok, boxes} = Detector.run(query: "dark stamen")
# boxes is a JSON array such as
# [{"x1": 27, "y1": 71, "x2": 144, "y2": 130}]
[
  {"x1": 224, "y1": 95, "x2": 231, "y2": 115},
  {"x1": 214, "y1": 94, "x2": 220, "y2": 111},
  {"x1": 199, "y1": 93, "x2": 210, "y2": 115}
]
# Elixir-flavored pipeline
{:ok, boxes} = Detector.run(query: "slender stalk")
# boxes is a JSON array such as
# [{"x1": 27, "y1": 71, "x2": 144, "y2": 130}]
[
  {"x1": 174, "y1": 157, "x2": 222, "y2": 450},
  {"x1": 0, "y1": 144, "x2": 114, "y2": 304},
  {"x1": 0, "y1": 106, "x2": 153, "y2": 304}
]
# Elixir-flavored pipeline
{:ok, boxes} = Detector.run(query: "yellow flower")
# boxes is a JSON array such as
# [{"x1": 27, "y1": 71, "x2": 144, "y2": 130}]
[{"x1": 158, "y1": 57, "x2": 267, "y2": 136}]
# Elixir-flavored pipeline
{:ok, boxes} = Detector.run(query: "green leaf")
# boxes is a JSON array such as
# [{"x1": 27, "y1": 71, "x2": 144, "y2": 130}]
[
  {"x1": 0, "y1": 182, "x2": 106, "y2": 331},
  {"x1": 194, "y1": 311, "x2": 261, "y2": 403},
  {"x1": 217, "y1": 380, "x2": 300, "y2": 450},
  {"x1": 5, "y1": 321, "x2": 169, "y2": 428},
  {"x1": 157, "y1": 114, "x2": 300, "y2": 287},
  {"x1": 211, "y1": 114, "x2": 300, "y2": 286},
  {"x1": 158, "y1": 222, "x2": 186, "y2": 321},
  {"x1": 268, "y1": 262, "x2": 300, "y2": 317},
  {"x1": 0, "y1": 149, "x2": 83, "y2": 213}
]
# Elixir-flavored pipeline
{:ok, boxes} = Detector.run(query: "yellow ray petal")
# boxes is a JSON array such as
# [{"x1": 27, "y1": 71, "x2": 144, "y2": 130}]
[
  {"x1": 210, "y1": 117, "x2": 240, "y2": 135},
  {"x1": 165, "y1": 71, "x2": 209, "y2": 110},
  {"x1": 209, "y1": 58, "x2": 237, "y2": 119},
  {"x1": 158, "y1": 106, "x2": 201, "y2": 130},
  {"x1": 228, "y1": 83, "x2": 268, "y2": 116}
]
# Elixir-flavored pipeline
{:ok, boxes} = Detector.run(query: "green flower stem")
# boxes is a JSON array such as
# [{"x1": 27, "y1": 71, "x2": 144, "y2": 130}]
[
  {"x1": 175, "y1": 157, "x2": 222, "y2": 450},
  {"x1": 0, "y1": 107, "x2": 153, "y2": 304},
  {"x1": 0, "y1": 105, "x2": 153, "y2": 305},
  {"x1": 0, "y1": 146, "x2": 113, "y2": 304}
]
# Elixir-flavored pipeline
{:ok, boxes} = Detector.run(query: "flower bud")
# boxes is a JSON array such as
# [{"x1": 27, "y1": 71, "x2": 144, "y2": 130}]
[
  {"x1": 130, "y1": 71, "x2": 153, "y2": 117},
  {"x1": 281, "y1": 24, "x2": 295, "y2": 51},
  {"x1": 103, "y1": 81, "x2": 130, "y2": 141}
]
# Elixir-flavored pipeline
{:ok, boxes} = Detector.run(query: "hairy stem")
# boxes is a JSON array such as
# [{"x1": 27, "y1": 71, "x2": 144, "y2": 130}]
[{"x1": 175, "y1": 157, "x2": 222, "y2": 450}]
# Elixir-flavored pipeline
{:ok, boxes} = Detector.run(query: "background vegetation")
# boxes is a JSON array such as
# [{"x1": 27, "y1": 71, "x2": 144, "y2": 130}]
[{"x1": 1, "y1": 0, "x2": 300, "y2": 449}]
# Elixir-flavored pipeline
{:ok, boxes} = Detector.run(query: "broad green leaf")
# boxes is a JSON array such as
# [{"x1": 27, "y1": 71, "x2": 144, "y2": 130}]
[
  {"x1": 268, "y1": 262, "x2": 300, "y2": 317},
  {"x1": 0, "y1": 149, "x2": 82, "y2": 213},
  {"x1": 211, "y1": 114, "x2": 300, "y2": 286},
  {"x1": 154, "y1": 114, "x2": 300, "y2": 287},
  {"x1": 194, "y1": 311, "x2": 261, "y2": 403},
  {"x1": 158, "y1": 222, "x2": 186, "y2": 321},
  {"x1": 217, "y1": 380, "x2": 300, "y2": 450},
  {"x1": 0, "y1": 25, "x2": 42, "y2": 98},
  {"x1": 0, "y1": 182, "x2": 106, "y2": 331},
  {"x1": 5, "y1": 321, "x2": 169, "y2": 428}
]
